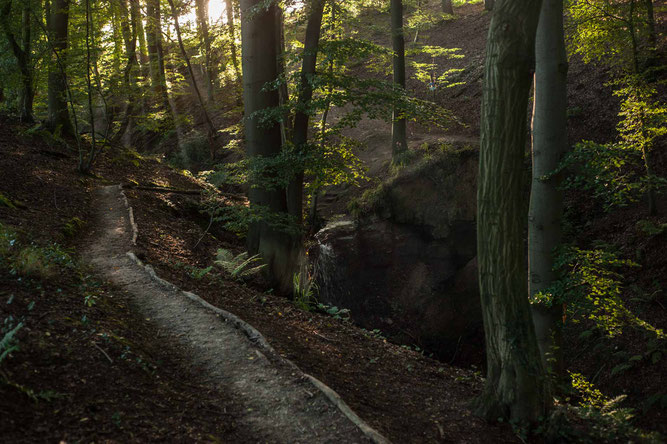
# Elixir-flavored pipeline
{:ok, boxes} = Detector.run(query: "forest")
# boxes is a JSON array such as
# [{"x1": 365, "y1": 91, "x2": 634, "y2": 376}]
[{"x1": 0, "y1": 0, "x2": 665, "y2": 440}]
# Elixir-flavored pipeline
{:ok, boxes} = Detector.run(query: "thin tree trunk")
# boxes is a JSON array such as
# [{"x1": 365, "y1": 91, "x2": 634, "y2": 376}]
[
  {"x1": 473, "y1": 0, "x2": 550, "y2": 424},
  {"x1": 113, "y1": 0, "x2": 137, "y2": 141},
  {"x1": 288, "y1": 0, "x2": 326, "y2": 224},
  {"x1": 47, "y1": 0, "x2": 72, "y2": 135},
  {"x1": 529, "y1": 0, "x2": 568, "y2": 380},
  {"x1": 390, "y1": 0, "x2": 407, "y2": 161},
  {"x1": 441, "y1": 0, "x2": 453, "y2": 14},
  {"x1": 645, "y1": 0, "x2": 656, "y2": 50},
  {"x1": 241, "y1": 0, "x2": 296, "y2": 293},
  {"x1": 195, "y1": 0, "x2": 215, "y2": 101},
  {"x1": 167, "y1": 0, "x2": 217, "y2": 158},
  {"x1": 82, "y1": 0, "x2": 97, "y2": 172},
  {"x1": 225, "y1": 0, "x2": 241, "y2": 81},
  {"x1": 145, "y1": 0, "x2": 170, "y2": 112}
]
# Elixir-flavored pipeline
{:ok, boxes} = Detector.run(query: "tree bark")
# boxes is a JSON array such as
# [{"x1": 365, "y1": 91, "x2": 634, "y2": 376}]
[
  {"x1": 225, "y1": 0, "x2": 241, "y2": 81},
  {"x1": 113, "y1": 0, "x2": 138, "y2": 141},
  {"x1": 390, "y1": 0, "x2": 407, "y2": 161},
  {"x1": 241, "y1": 0, "x2": 295, "y2": 293},
  {"x1": 0, "y1": 0, "x2": 34, "y2": 122},
  {"x1": 473, "y1": 0, "x2": 550, "y2": 424},
  {"x1": 145, "y1": 0, "x2": 170, "y2": 112},
  {"x1": 47, "y1": 0, "x2": 72, "y2": 134},
  {"x1": 484, "y1": 0, "x2": 494, "y2": 11},
  {"x1": 167, "y1": 0, "x2": 217, "y2": 158},
  {"x1": 529, "y1": 0, "x2": 567, "y2": 379},
  {"x1": 441, "y1": 0, "x2": 453, "y2": 15},
  {"x1": 194, "y1": 0, "x2": 215, "y2": 101},
  {"x1": 288, "y1": 0, "x2": 326, "y2": 224}
]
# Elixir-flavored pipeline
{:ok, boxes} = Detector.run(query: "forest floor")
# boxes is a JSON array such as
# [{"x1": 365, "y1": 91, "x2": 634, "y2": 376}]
[
  {"x1": 1, "y1": 2, "x2": 665, "y2": 442},
  {"x1": 0, "y1": 113, "x2": 517, "y2": 442}
]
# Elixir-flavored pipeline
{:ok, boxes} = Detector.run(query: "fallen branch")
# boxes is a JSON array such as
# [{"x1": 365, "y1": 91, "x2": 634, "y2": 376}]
[{"x1": 93, "y1": 342, "x2": 113, "y2": 364}]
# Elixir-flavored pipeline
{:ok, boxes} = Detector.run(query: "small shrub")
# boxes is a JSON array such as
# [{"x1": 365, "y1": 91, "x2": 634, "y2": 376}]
[
  {"x1": 62, "y1": 217, "x2": 86, "y2": 238},
  {"x1": 214, "y1": 249, "x2": 266, "y2": 280},
  {"x1": 293, "y1": 270, "x2": 317, "y2": 311}
]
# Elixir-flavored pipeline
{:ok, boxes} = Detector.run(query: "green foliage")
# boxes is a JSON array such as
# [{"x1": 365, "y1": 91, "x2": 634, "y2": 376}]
[
  {"x1": 555, "y1": 372, "x2": 664, "y2": 442},
  {"x1": 316, "y1": 303, "x2": 351, "y2": 321},
  {"x1": 531, "y1": 244, "x2": 663, "y2": 337},
  {"x1": 62, "y1": 217, "x2": 86, "y2": 238},
  {"x1": 567, "y1": 0, "x2": 654, "y2": 73},
  {"x1": 214, "y1": 248, "x2": 266, "y2": 280},
  {"x1": 0, "y1": 192, "x2": 17, "y2": 209},
  {"x1": 636, "y1": 219, "x2": 667, "y2": 237},
  {"x1": 293, "y1": 269, "x2": 318, "y2": 311},
  {"x1": 559, "y1": 77, "x2": 666, "y2": 211},
  {"x1": 0, "y1": 321, "x2": 23, "y2": 365}
]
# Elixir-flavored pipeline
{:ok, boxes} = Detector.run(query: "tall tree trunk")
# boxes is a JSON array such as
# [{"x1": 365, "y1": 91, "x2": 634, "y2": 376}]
[
  {"x1": 81, "y1": 0, "x2": 97, "y2": 172},
  {"x1": 529, "y1": 0, "x2": 567, "y2": 379},
  {"x1": 225, "y1": 0, "x2": 241, "y2": 81},
  {"x1": 484, "y1": 0, "x2": 494, "y2": 10},
  {"x1": 113, "y1": 0, "x2": 138, "y2": 141},
  {"x1": 241, "y1": 0, "x2": 295, "y2": 293},
  {"x1": 167, "y1": 0, "x2": 217, "y2": 158},
  {"x1": 441, "y1": 0, "x2": 453, "y2": 14},
  {"x1": 145, "y1": 0, "x2": 170, "y2": 112},
  {"x1": 0, "y1": 0, "x2": 34, "y2": 122},
  {"x1": 195, "y1": 0, "x2": 215, "y2": 101},
  {"x1": 390, "y1": 0, "x2": 407, "y2": 161},
  {"x1": 47, "y1": 0, "x2": 72, "y2": 134},
  {"x1": 288, "y1": 0, "x2": 326, "y2": 224},
  {"x1": 644, "y1": 0, "x2": 656, "y2": 50},
  {"x1": 473, "y1": 0, "x2": 550, "y2": 424}
]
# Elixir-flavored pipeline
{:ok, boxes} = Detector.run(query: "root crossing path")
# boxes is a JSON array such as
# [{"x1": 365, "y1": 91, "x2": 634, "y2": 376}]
[{"x1": 86, "y1": 185, "x2": 387, "y2": 444}]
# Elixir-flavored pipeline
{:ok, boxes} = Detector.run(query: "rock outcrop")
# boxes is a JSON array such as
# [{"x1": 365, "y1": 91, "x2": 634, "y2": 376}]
[{"x1": 311, "y1": 147, "x2": 483, "y2": 362}]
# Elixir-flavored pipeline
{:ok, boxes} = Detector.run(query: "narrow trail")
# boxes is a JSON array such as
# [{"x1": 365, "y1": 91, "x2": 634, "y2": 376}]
[{"x1": 85, "y1": 185, "x2": 387, "y2": 444}]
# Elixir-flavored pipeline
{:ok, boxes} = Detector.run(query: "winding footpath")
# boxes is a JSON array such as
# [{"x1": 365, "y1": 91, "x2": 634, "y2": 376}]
[{"x1": 85, "y1": 185, "x2": 388, "y2": 444}]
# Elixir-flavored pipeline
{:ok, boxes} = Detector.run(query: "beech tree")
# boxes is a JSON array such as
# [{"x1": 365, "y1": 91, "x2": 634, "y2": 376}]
[
  {"x1": 390, "y1": 0, "x2": 407, "y2": 161},
  {"x1": 529, "y1": 0, "x2": 568, "y2": 376},
  {"x1": 240, "y1": 0, "x2": 295, "y2": 293},
  {"x1": 474, "y1": 0, "x2": 550, "y2": 423},
  {"x1": 47, "y1": 0, "x2": 73, "y2": 134},
  {"x1": 0, "y1": 0, "x2": 34, "y2": 122}
]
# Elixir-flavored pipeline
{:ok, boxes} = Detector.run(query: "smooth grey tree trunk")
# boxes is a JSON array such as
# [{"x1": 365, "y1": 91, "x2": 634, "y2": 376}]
[
  {"x1": 47, "y1": 0, "x2": 72, "y2": 134},
  {"x1": 390, "y1": 0, "x2": 408, "y2": 161},
  {"x1": 473, "y1": 0, "x2": 550, "y2": 424},
  {"x1": 529, "y1": 0, "x2": 568, "y2": 379},
  {"x1": 241, "y1": 0, "x2": 295, "y2": 293}
]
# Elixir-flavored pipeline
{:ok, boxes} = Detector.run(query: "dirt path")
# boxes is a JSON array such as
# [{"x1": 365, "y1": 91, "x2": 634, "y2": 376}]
[{"x1": 85, "y1": 185, "x2": 386, "y2": 443}]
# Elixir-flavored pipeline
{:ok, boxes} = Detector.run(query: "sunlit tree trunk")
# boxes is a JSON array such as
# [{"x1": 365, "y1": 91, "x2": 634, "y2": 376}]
[
  {"x1": 145, "y1": 0, "x2": 170, "y2": 112},
  {"x1": 168, "y1": 0, "x2": 217, "y2": 158},
  {"x1": 390, "y1": 0, "x2": 407, "y2": 161},
  {"x1": 195, "y1": 0, "x2": 215, "y2": 101},
  {"x1": 529, "y1": 0, "x2": 567, "y2": 379},
  {"x1": 47, "y1": 0, "x2": 72, "y2": 134},
  {"x1": 241, "y1": 0, "x2": 295, "y2": 293},
  {"x1": 473, "y1": 0, "x2": 550, "y2": 424},
  {"x1": 225, "y1": 0, "x2": 241, "y2": 81},
  {"x1": 114, "y1": 0, "x2": 137, "y2": 141}
]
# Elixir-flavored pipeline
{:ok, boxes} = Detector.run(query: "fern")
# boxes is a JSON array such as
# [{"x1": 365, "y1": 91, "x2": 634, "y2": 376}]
[
  {"x1": 0, "y1": 322, "x2": 23, "y2": 364},
  {"x1": 214, "y1": 249, "x2": 266, "y2": 280}
]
